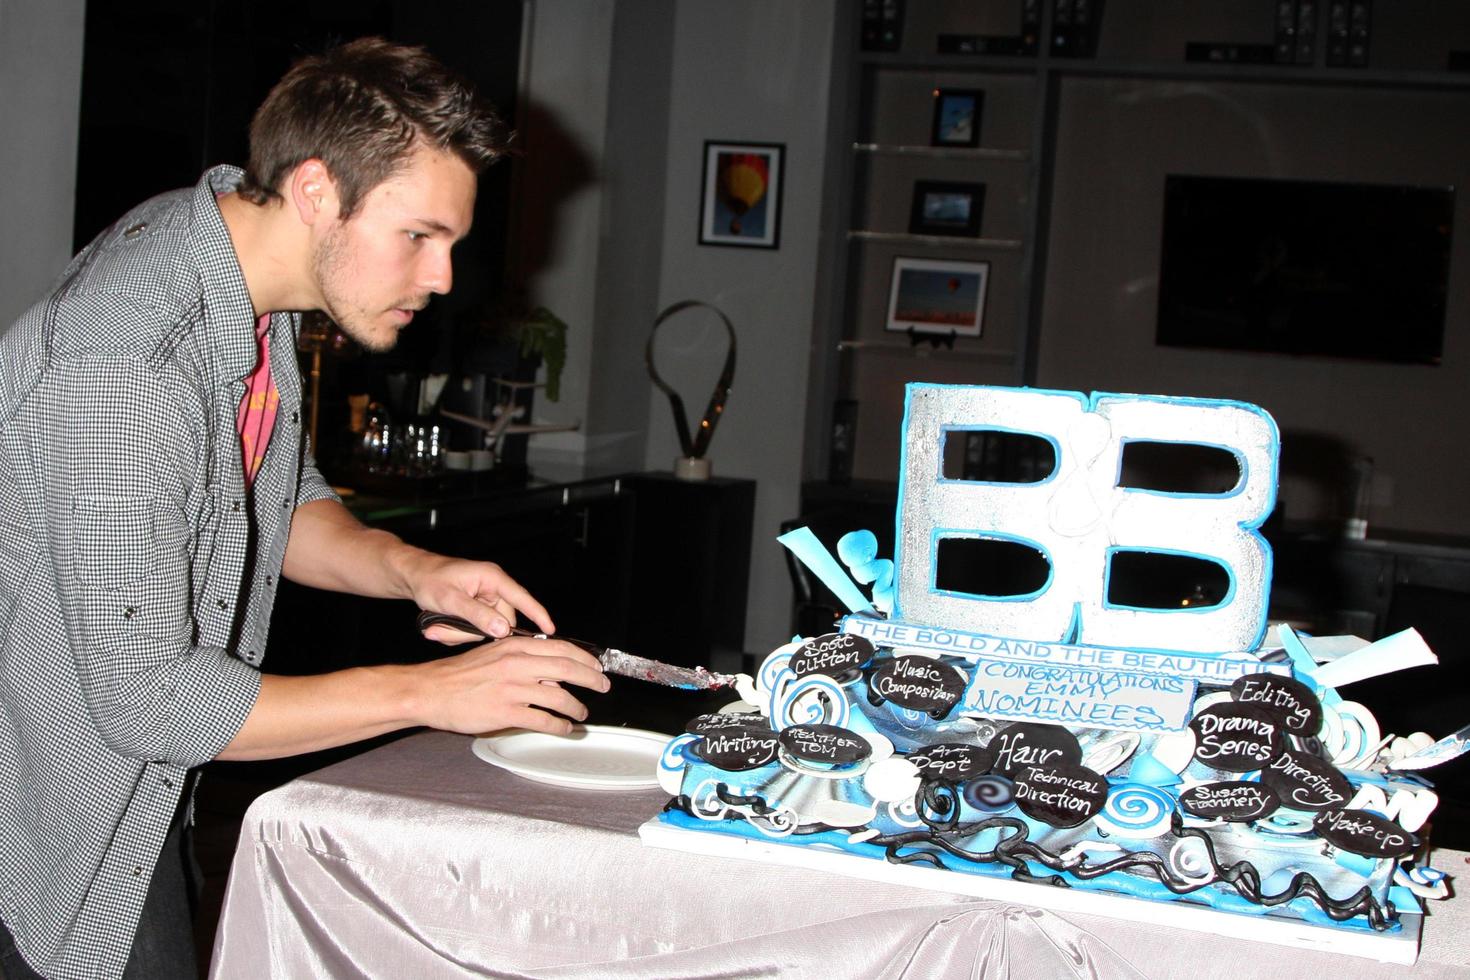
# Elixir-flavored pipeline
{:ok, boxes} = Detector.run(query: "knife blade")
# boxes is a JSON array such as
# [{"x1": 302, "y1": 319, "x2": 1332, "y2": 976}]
[
  {"x1": 1387, "y1": 723, "x2": 1470, "y2": 771},
  {"x1": 415, "y1": 611, "x2": 736, "y2": 691}
]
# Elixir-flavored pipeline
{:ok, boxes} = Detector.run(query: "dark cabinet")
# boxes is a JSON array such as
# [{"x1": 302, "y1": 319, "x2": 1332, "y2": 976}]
[
  {"x1": 622, "y1": 473, "x2": 756, "y2": 667},
  {"x1": 265, "y1": 472, "x2": 755, "y2": 674}
]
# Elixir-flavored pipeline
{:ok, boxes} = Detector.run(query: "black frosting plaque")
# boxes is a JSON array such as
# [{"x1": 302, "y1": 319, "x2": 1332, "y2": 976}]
[
  {"x1": 1230, "y1": 674, "x2": 1323, "y2": 737},
  {"x1": 692, "y1": 726, "x2": 780, "y2": 771},
  {"x1": 866, "y1": 655, "x2": 968, "y2": 718},
  {"x1": 778, "y1": 724, "x2": 871, "y2": 766},
  {"x1": 988, "y1": 723, "x2": 1082, "y2": 779},
  {"x1": 1314, "y1": 808, "x2": 1419, "y2": 859},
  {"x1": 789, "y1": 634, "x2": 875, "y2": 678},
  {"x1": 1179, "y1": 780, "x2": 1281, "y2": 822},
  {"x1": 909, "y1": 742, "x2": 994, "y2": 782},
  {"x1": 1012, "y1": 763, "x2": 1108, "y2": 829},
  {"x1": 1189, "y1": 702, "x2": 1284, "y2": 772},
  {"x1": 685, "y1": 712, "x2": 767, "y2": 736},
  {"x1": 1260, "y1": 749, "x2": 1353, "y2": 812}
]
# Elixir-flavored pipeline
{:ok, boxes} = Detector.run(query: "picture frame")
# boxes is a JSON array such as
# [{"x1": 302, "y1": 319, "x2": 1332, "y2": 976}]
[
  {"x1": 699, "y1": 140, "x2": 784, "y2": 248},
  {"x1": 885, "y1": 256, "x2": 990, "y2": 338},
  {"x1": 930, "y1": 88, "x2": 984, "y2": 147},
  {"x1": 908, "y1": 180, "x2": 986, "y2": 237}
]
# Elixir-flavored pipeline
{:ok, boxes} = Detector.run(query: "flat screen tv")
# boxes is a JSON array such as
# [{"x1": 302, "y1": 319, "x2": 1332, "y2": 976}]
[{"x1": 1157, "y1": 175, "x2": 1454, "y2": 365}]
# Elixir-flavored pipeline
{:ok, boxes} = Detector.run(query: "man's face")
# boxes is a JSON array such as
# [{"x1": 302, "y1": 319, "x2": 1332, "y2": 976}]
[{"x1": 312, "y1": 145, "x2": 476, "y2": 352}]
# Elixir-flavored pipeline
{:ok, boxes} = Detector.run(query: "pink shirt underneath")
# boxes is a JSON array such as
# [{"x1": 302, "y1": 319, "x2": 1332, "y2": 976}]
[{"x1": 236, "y1": 314, "x2": 279, "y2": 485}]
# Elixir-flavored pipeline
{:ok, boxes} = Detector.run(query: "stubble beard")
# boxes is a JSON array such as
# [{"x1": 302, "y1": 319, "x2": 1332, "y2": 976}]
[{"x1": 312, "y1": 223, "x2": 406, "y2": 354}]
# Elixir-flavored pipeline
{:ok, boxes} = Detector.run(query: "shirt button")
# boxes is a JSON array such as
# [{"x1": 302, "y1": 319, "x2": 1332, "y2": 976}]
[
  {"x1": 291, "y1": 411, "x2": 300, "y2": 424},
  {"x1": 231, "y1": 500, "x2": 241, "y2": 512},
  {"x1": 216, "y1": 599, "x2": 227, "y2": 610},
  {"x1": 265, "y1": 575, "x2": 273, "y2": 586},
  {"x1": 282, "y1": 499, "x2": 290, "y2": 509},
  {"x1": 124, "y1": 222, "x2": 147, "y2": 238},
  {"x1": 131, "y1": 866, "x2": 142, "y2": 877},
  {"x1": 246, "y1": 650, "x2": 255, "y2": 659},
  {"x1": 123, "y1": 606, "x2": 137, "y2": 620},
  {"x1": 163, "y1": 778, "x2": 174, "y2": 789}
]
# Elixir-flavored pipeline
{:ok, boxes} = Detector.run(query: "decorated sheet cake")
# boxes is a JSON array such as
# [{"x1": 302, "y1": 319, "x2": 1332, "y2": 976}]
[{"x1": 640, "y1": 384, "x2": 1460, "y2": 962}]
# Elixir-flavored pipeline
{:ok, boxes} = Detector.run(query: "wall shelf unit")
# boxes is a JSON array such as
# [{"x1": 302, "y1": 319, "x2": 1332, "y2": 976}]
[
  {"x1": 846, "y1": 231, "x2": 1024, "y2": 250},
  {"x1": 812, "y1": 0, "x2": 1470, "y2": 487},
  {"x1": 853, "y1": 143, "x2": 1031, "y2": 162}
]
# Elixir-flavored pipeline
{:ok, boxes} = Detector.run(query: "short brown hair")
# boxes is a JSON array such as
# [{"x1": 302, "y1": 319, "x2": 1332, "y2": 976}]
[{"x1": 237, "y1": 37, "x2": 510, "y2": 217}]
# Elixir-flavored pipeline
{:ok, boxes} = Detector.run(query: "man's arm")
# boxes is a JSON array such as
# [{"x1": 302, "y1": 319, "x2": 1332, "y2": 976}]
[
  {"x1": 215, "y1": 633, "x2": 608, "y2": 760},
  {"x1": 281, "y1": 497, "x2": 550, "y2": 637},
  {"x1": 217, "y1": 496, "x2": 609, "y2": 761}
]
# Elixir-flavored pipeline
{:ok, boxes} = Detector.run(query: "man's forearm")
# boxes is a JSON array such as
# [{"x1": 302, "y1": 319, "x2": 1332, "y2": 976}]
[
  {"x1": 216, "y1": 636, "x2": 611, "y2": 760},
  {"x1": 281, "y1": 497, "x2": 553, "y2": 638},
  {"x1": 281, "y1": 497, "x2": 429, "y2": 598},
  {"x1": 215, "y1": 667, "x2": 419, "y2": 760}
]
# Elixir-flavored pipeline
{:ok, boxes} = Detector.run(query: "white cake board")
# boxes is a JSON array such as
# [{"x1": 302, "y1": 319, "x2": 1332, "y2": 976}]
[{"x1": 639, "y1": 819, "x2": 1423, "y2": 965}]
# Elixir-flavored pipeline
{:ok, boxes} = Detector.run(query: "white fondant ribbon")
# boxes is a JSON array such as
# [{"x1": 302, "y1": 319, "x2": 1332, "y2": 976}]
[{"x1": 1309, "y1": 627, "x2": 1438, "y2": 689}]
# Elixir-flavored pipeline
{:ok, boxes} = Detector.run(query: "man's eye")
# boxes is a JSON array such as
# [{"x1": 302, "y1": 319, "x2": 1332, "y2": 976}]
[{"x1": 407, "y1": 231, "x2": 427, "y2": 242}]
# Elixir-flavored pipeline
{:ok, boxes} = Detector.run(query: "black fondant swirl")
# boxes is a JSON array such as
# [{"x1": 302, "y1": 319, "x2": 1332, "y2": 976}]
[
  {"x1": 663, "y1": 778, "x2": 1394, "y2": 929},
  {"x1": 866, "y1": 781, "x2": 1394, "y2": 929}
]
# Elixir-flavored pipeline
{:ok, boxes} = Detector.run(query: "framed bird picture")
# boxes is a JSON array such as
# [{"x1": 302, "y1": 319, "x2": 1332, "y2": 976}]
[{"x1": 699, "y1": 141, "x2": 784, "y2": 248}]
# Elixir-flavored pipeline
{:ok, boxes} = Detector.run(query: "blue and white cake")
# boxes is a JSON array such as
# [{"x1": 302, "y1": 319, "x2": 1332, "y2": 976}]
[{"x1": 649, "y1": 385, "x2": 1457, "y2": 947}]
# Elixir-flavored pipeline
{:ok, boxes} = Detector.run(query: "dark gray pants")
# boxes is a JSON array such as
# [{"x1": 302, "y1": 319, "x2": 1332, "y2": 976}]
[{"x1": 0, "y1": 806, "x2": 199, "y2": 980}]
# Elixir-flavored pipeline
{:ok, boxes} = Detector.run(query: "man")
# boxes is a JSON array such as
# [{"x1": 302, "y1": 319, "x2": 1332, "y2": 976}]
[{"x1": 0, "y1": 38, "x2": 606, "y2": 980}]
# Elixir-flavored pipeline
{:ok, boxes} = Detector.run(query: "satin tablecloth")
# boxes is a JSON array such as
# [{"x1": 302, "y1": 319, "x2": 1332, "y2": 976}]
[{"x1": 209, "y1": 730, "x2": 1470, "y2": 979}]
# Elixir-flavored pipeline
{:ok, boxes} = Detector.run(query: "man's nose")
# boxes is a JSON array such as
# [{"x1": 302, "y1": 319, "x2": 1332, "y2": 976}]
[{"x1": 421, "y1": 247, "x2": 453, "y2": 295}]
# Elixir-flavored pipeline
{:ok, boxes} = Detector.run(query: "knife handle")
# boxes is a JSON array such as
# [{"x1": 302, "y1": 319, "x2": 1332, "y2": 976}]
[{"x1": 414, "y1": 611, "x2": 603, "y2": 656}]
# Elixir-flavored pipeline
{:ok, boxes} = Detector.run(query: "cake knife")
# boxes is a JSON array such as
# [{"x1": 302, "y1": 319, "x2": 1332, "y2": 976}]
[
  {"x1": 415, "y1": 611, "x2": 736, "y2": 690},
  {"x1": 1387, "y1": 722, "x2": 1470, "y2": 771}
]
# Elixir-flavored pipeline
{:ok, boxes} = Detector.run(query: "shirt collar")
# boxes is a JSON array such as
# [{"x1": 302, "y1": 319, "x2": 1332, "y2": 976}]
[{"x1": 189, "y1": 165, "x2": 300, "y2": 382}]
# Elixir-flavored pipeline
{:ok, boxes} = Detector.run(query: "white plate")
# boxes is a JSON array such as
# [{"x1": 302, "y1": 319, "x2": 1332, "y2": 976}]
[{"x1": 471, "y1": 725, "x2": 668, "y2": 790}]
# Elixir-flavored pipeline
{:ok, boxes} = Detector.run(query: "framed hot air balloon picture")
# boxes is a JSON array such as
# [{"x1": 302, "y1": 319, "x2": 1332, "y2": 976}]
[
  {"x1": 885, "y1": 257, "x2": 990, "y2": 338},
  {"x1": 699, "y1": 141, "x2": 784, "y2": 248}
]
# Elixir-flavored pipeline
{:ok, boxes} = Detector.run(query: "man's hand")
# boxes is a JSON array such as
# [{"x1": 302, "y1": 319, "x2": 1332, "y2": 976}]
[
  {"x1": 407, "y1": 634, "x2": 608, "y2": 736},
  {"x1": 404, "y1": 551, "x2": 555, "y2": 640},
  {"x1": 282, "y1": 499, "x2": 557, "y2": 639}
]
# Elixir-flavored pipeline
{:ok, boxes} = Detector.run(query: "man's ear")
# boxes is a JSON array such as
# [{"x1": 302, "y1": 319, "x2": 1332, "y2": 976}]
[{"x1": 288, "y1": 158, "x2": 340, "y2": 227}]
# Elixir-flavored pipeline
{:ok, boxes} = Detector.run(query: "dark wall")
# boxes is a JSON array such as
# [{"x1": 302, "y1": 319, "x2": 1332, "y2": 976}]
[
  {"x1": 73, "y1": 0, "x2": 524, "y2": 381},
  {"x1": 1036, "y1": 78, "x2": 1470, "y2": 539}
]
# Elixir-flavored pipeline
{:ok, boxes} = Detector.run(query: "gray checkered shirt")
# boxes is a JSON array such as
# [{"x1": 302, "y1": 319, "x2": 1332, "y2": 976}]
[{"x1": 0, "y1": 166, "x2": 337, "y2": 979}]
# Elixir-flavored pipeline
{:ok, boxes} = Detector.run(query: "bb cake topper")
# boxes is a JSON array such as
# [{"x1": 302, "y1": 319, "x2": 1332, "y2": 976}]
[{"x1": 893, "y1": 385, "x2": 1277, "y2": 655}]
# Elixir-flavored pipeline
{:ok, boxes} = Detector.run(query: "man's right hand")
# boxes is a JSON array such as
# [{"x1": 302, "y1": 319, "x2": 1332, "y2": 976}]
[
  {"x1": 216, "y1": 636, "x2": 609, "y2": 761},
  {"x1": 406, "y1": 634, "x2": 608, "y2": 736}
]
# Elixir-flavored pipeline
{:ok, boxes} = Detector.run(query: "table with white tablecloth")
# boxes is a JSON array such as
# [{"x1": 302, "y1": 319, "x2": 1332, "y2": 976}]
[{"x1": 209, "y1": 730, "x2": 1470, "y2": 979}]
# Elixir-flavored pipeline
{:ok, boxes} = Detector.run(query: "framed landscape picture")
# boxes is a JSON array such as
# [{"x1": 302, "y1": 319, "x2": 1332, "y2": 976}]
[
  {"x1": 930, "y1": 88, "x2": 984, "y2": 147},
  {"x1": 885, "y1": 257, "x2": 990, "y2": 337},
  {"x1": 909, "y1": 180, "x2": 986, "y2": 237},
  {"x1": 699, "y1": 140, "x2": 784, "y2": 248}
]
